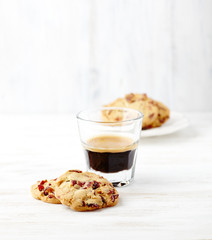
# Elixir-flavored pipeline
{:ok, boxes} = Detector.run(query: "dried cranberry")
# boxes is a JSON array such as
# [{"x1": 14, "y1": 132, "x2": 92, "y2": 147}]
[
  {"x1": 159, "y1": 118, "x2": 165, "y2": 123},
  {"x1": 149, "y1": 113, "x2": 154, "y2": 119},
  {"x1": 77, "y1": 181, "x2": 85, "y2": 187},
  {"x1": 68, "y1": 170, "x2": 82, "y2": 173},
  {"x1": 114, "y1": 194, "x2": 119, "y2": 199},
  {"x1": 87, "y1": 182, "x2": 93, "y2": 188},
  {"x1": 111, "y1": 194, "x2": 119, "y2": 202},
  {"x1": 43, "y1": 186, "x2": 54, "y2": 196},
  {"x1": 92, "y1": 181, "x2": 100, "y2": 189},
  {"x1": 126, "y1": 93, "x2": 135, "y2": 103},
  {"x1": 43, "y1": 187, "x2": 49, "y2": 195},
  {"x1": 38, "y1": 184, "x2": 44, "y2": 191},
  {"x1": 71, "y1": 180, "x2": 77, "y2": 186},
  {"x1": 49, "y1": 183, "x2": 51, "y2": 186},
  {"x1": 43, "y1": 191, "x2": 48, "y2": 196},
  {"x1": 100, "y1": 196, "x2": 106, "y2": 204},
  {"x1": 87, "y1": 203, "x2": 99, "y2": 208},
  {"x1": 108, "y1": 189, "x2": 115, "y2": 194},
  {"x1": 40, "y1": 180, "x2": 47, "y2": 185},
  {"x1": 48, "y1": 195, "x2": 54, "y2": 199},
  {"x1": 82, "y1": 201, "x2": 85, "y2": 207}
]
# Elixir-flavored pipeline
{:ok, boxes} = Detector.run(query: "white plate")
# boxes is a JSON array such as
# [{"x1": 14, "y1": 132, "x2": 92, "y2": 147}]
[{"x1": 141, "y1": 112, "x2": 189, "y2": 137}]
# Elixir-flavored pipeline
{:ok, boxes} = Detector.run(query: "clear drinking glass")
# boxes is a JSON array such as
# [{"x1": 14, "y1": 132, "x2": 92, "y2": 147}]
[{"x1": 77, "y1": 107, "x2": 143, "y2": 187}]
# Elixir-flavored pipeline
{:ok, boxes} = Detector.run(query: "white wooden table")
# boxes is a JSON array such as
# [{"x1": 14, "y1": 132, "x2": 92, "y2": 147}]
[{"x1": 0, "y1": 113, "x2": 212, "y2": 240}]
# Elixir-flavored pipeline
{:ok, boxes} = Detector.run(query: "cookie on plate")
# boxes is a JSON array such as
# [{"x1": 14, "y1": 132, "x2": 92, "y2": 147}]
[
  {"x1": 55, "y1": 170, "x2": 119, "y2": 211},
  {"x1": 148, "y1": 99, "x2": 170, "y2": 128},
  {"x1": 102, "y1": 93, "x2": 159, "y2": 129},
  {"x1": 31, "y1": 178, "x2": 61, "y2": 204},
  {"x1": 125, "y1": 93, "x2": 159, "y2": 129}
]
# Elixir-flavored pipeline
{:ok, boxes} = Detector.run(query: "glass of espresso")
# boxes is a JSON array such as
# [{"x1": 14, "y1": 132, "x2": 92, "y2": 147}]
[{"x1": 77, "y1": 107, "x2": 143, "y2": 187}]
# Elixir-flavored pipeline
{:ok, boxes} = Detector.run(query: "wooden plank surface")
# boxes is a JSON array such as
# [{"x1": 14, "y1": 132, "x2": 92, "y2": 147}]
[{"x1": 0, "y1": 113, "x2": 212, "y2": 239}]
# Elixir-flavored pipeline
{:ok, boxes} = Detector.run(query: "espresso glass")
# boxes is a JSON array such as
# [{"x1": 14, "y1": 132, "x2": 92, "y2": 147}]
[{"x1": 77, "y1": 107, "x2": 143, "y2": 187}]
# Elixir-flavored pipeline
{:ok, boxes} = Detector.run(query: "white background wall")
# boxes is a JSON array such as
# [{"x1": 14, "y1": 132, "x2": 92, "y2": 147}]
[{"x1": 0, "y1": 0, "x2": 211, "y2": 113}]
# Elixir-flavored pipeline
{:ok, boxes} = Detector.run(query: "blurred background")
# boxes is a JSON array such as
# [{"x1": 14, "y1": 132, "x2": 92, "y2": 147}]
[{"x1": 0, "y1": 0, "x2": 211, "y2": 114}]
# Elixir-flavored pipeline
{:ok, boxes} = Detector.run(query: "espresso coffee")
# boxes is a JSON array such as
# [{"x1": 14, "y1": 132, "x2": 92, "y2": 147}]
[{"x1": 84, "y1": 135, "x2": 137, "y2": 173}]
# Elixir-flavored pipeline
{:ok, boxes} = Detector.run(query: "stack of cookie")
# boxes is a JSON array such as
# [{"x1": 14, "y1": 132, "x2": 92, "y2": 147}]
[
  {"x1": 31, "y1": 170, "x2": 119, "y2": 211},
  {"x1": 102, "y1": 93, "x2": 170, "y2": 129}
]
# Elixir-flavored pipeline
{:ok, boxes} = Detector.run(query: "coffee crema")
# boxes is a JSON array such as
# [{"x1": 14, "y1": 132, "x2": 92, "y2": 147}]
[{"x1": 83, "y1": 135, "x2": 137, "y2": 173}]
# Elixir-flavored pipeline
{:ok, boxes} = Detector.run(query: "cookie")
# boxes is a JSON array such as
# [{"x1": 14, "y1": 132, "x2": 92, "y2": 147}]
[
  {"x1": 102, "y1": 98, "x2": 127, "y2": 122},
  {"x1": 102, "y1": 93, "x2": 159, "y2": 129},
  {"x1": 55, "y1": 170, "x2": 119, "y2": 211},
  {"x1": 125, "y1": 94, "x2": 159, "y2": 129},
  {"x1": 31, "y1": 178, "x2": 61, "y2": 204},
  {"x1": 147, "y1": 99, "x2": 170, "y2": 128}
]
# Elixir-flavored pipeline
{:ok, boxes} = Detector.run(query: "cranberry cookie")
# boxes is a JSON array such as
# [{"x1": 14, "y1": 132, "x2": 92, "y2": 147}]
[
  {"x1": 148, "y1": 99, "x2": 170, "y2": 128},
  {"x1": 55, "y1": 170, "x2": 119, "y2": 211},
  {"x1": 31, "y1": 178, "x2": 61, "y2": 204},
  {"x1": 103, "y1": 93, "x2": 159, "y2": 129}
]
